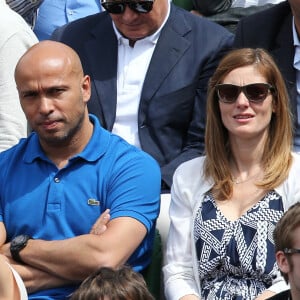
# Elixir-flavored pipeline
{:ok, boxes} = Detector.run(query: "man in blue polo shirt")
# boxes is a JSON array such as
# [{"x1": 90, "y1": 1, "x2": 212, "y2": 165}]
[{"x1": 0, "y1": 40, "x2": 161, "y2": 299}]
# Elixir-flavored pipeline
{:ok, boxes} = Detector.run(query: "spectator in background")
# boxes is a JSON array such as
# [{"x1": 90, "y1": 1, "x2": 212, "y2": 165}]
[
  {"x1": 163, "y1": 48, "x2": 300, "y2": 300},
  {"x1": 233, "y1": 1, "x2": 300, "y2": 152},
  {"x1": 0, "y1": 40, "x2": 160, "y2": 299},
  {"x1": 52, "y1": 0, "x2": 233, "y2": 192},
  {"x1": 70, "y1": 265, "x2": 154, "y2": 300},
  {"x1": 269, "y1": 202, "x2": 300, "y2": 300},
  {"x1": 6, "y1": 0, "x2": 102, "y2": 40},
  {"x1": 5, "y1": 0, "x2": 43, "y2": 27},
  {"x1": 171, "y1": 0, "x2": 283, "y2": 33},
  {"x1": 33, "y1": 0, "x2": 102, "y2": 40},
  {"x1": 186, "y1": 0, "x2": 284, "y2": 33},
  {"x1": 0, "y1": 0, "x2": 38, "y2": 151},
  {"x1": 195, "y1": 0, "x2": 283, "y2": 33}
]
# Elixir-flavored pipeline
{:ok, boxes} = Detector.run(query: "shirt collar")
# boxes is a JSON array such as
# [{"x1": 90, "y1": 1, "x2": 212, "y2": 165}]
[
  {"x1": 292, "y1": 17, "x2": 300, "y2": 67},
  {"x1": 24, "y1": 114, "x2": 109, "y2": 164},
  {"x1": 293, "y1": 17, "x2": 300, "y2": 47},
  {"x1": 112, "y1": 0, "x2": 170, "y2": 46}
]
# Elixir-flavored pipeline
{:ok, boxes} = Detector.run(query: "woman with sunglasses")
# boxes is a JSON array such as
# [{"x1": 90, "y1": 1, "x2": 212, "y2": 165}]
[{"x1": 163, "y1": 48, "x2": 300, "y2": 300}]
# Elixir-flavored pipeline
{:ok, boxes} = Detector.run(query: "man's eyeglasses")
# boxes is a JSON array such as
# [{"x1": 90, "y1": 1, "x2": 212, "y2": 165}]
[
  {"x1": 283, "y1": 248, "x2": 300, "y2": 254},
  {"x1": 101, "y1": 0, "x2": 154, "y2": 14},
  {"x1": 215, "y1": 83, "x2": 275, "y2": 104}
]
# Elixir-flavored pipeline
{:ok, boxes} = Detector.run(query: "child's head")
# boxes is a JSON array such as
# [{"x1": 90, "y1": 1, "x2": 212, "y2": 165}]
[{"x1": 70, "y1": 265, "x2": 154, "y2": 300}]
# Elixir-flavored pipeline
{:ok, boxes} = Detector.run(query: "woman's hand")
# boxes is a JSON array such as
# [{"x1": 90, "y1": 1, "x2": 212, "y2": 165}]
[
  {"x1": 180, "y1": 295, "x2": 201, "y2": 300},
  {"x1": 255, "y1": 290, "x2": 276, "y2": 299}
]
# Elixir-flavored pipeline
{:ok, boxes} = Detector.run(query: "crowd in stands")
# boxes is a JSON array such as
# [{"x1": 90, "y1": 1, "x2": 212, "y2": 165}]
[{"x1": 1, "y1": 0, "x2": 300, "y2": 299}]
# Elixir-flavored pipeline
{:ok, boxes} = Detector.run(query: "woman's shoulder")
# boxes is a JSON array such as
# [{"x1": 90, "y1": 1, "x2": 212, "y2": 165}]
[
  {"x1": 172, "y1": 156, "x2": 212, "y2": 194},
  {"x1": 292, "y1": 152, "x2": 300, "y2": 159},
  {"x1": 276, "y1": 153, "x2": 300, "y2": 210},
  {"x1": 290, "y1": 152, "x2": 300, "y2": 170},
  {"x1": 175, "y1": 156, "x2": 206, "y2": 177}
]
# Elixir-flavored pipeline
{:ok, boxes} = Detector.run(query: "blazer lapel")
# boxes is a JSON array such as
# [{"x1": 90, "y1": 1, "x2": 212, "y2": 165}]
[
  {"x1": 272, "y1": 13, "x2": 297, "y2": 117},
  {"x1": 141, "y1": 5, "x2": 191, "y2": 103},
  {"x1": 85, "y1": 13, "x2": 118, "y2": 130},
  {"x1": 272, "y1": 13, "x2": 294, "y2": 84}
]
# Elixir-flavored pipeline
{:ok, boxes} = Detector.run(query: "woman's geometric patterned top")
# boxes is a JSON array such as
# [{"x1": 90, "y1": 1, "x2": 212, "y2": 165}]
[{"x1": 194, "y1": 190, "x2": 284, "y2": 300}]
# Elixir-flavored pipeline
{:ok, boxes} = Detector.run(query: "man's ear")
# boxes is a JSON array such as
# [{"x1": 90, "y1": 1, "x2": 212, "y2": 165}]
[
  {"x1": 276, "y1": 251, "x2": 290, "y2": 274},
  {"x1": 81, "y1": 75, "x2": 91, "y2": 104}
]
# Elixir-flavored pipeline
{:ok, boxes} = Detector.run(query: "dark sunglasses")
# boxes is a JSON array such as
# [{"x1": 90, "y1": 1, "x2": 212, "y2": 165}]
[
  {"x1": 284, "y1": 248, "x2": 300, "y2": 254},
  {"x1": 215, "y1": 83, "x2": 275, "y2": 104},
  {"x1": 101, "y1": 0, "x2": 154, "y2": 14}
]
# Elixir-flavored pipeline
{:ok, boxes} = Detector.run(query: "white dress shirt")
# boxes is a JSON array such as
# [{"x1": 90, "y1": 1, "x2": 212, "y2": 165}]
[{"x1": 112, "y1": 3, "x2": 170, "y2": 148}]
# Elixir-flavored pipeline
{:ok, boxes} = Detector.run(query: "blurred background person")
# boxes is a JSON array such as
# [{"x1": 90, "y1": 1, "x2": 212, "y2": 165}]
[
  {"x1": 70, "y1": 265, "x2": 154, "y2": 300},
  {"x1": 34, "y1": 0, "x2": 102, "y2": 40},
  {"x1": 6, "y1": 0, "x2": 42, "y2": 27},
  {"x1": 172, "y1": 0, "x2": 284, "y2": 33},
  {"x1": 6, "y1": 0, "x2": 102, "y2": 40},
  {"x1": 270, "y1": 202, "x2": 300, "y2": 300},
  {"x1": 0, "y1": 0, "x2": 38, "y2": 151}
]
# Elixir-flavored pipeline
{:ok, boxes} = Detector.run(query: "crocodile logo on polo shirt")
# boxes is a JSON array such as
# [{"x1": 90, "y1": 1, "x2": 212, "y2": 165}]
[{"x1": 87, "y1": 198, "x2": 100, "y2": 206}]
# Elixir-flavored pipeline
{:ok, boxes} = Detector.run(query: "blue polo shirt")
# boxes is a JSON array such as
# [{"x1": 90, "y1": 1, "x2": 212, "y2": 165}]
[{"x1": 0, "y1": 114, "x2": 161, "y2": 299}]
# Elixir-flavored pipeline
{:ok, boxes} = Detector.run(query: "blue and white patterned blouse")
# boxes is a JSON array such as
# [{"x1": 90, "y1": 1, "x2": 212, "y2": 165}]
[{"x1": 194, "y1": 190, "x2": 284, "y2": 300}]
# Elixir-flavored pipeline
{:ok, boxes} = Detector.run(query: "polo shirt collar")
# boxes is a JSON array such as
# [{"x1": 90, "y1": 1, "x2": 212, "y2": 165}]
[{"x1": 24, "y1": 114, "x2": 109, "y2": 164}]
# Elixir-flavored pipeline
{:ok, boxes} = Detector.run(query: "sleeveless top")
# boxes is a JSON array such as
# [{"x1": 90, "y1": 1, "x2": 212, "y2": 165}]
[{"x1": 194, "y1": 190, "x2": 284, "y2": 299}]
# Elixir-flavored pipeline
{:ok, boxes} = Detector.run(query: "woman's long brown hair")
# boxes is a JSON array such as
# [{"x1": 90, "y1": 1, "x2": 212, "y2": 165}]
[{"x1": 204, "y1": 48, "x2": 293, "y2": 200}]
